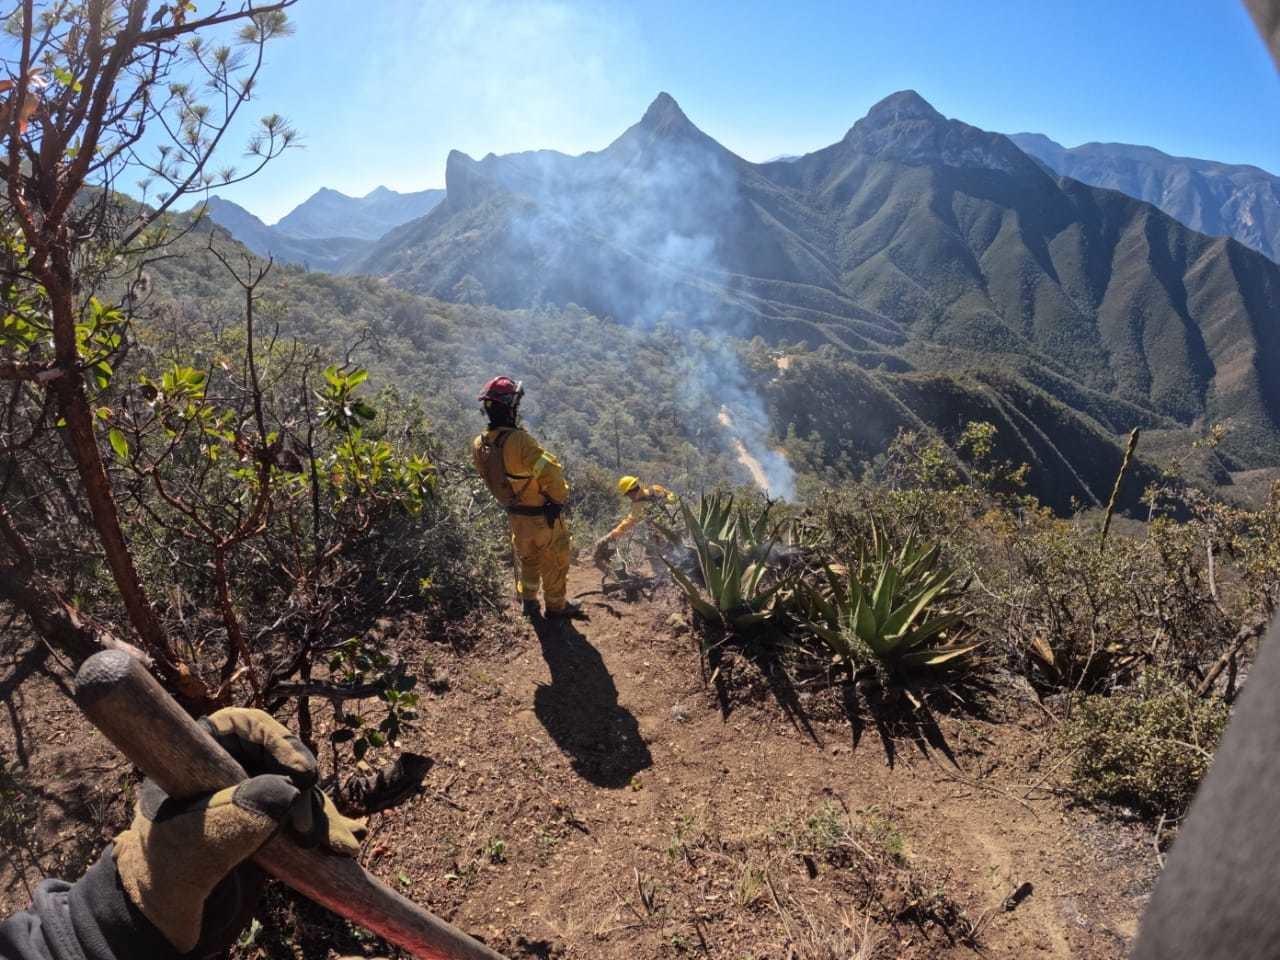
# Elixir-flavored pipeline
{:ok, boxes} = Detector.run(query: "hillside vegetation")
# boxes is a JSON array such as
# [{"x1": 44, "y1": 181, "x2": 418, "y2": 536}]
[{"x1": 344, "y1": 90, "x2": 1280, "y2": 486}]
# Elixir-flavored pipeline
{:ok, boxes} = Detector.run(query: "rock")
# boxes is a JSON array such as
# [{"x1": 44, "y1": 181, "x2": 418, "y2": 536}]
[
  {"x1": 426, "y1": 670, "x2": 451, "y2": 694},
  {"x1": 341, "y1": 751, "x2": 433, "y2": 815}
]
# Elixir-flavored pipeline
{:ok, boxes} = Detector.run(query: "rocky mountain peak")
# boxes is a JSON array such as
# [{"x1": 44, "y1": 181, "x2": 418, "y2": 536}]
[
  {"x1": 862, "y1": 89, "x2": 944, "y2": 126},
  {"x1": 843, "y1": 90, "x2": 1037, "y2": 175},
  {"x1": 639, "y1": 92, "x2": 693, "y2": 132}
]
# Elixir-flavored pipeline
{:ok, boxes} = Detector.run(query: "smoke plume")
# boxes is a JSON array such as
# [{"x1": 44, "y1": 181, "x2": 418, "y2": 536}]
[{"x1": 483, "y1": 95, "x2": 797, "y2": 497}]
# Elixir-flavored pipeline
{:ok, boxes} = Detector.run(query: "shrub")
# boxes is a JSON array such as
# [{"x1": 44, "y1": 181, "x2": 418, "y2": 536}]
[
  {"x1": 1058, "y1": 677, "x2": 1230, "y2": 819},
  {"x1": 797, "y1": 522, "x2": 980, "y2": 688}
]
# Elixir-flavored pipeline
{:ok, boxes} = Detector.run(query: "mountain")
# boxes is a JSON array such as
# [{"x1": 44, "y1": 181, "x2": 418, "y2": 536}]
[
  {"x1": 1010, "y1": 133, "x2": 1280, "y2": 263},
  {"x1": 347, "y1": 90, "x2": 1280, "y2": 506},
  {"x1": 198, "y1": 186, "x2": 445, "y2": 271},
  {"x1": 275, "y1": 185, "x2": 445, "y2": 241},
  {"x1": 200, "y1": 196, "x2": 367, "y2": 272}
]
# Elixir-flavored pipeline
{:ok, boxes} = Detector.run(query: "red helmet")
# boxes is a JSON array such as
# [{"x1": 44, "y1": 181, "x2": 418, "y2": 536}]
[{"x1": 478, "y1": 376, "x2": 523, "y2": 404}]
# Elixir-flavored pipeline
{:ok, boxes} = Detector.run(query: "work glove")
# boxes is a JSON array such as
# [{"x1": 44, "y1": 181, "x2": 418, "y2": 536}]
[
  {"x1": 112, "y1": 707, "x2": 367, "y2": 954},
  {"x1": 592, "y1": 537, "x2": 615, "y2": 563},
  {"x1": 201, "y1": 708, "x2": 367, "y2": 855}
]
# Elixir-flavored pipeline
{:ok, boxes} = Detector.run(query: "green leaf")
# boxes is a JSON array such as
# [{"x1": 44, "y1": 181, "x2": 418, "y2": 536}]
[
  {"x1": 52, "y1": 66, "x2": 83, "y2": 93},
  {"x1": 107, "y1": 428, "x2": 128, "y2": 461},
  {"x1": 92, "y1": 361, "x2": 113, "y2": 390},
  {"x1": 913, "y1": 643, "x2": 982, "y2": 667},
  {"x1": 663, "y1": 560, "x2": 719, "y2": 622},
  {"x1": 886, "y1": 578, "x2": 957, "y2": 641}
]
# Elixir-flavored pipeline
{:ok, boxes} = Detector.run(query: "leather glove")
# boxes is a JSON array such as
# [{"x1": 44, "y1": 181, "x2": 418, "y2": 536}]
[
  {"x1": 592, "y1": 537, "x2": 615, "y2": 563},
  {"x1": 112, "y1": 708, "x2": 367, "y2": 953},
  {"x1": 201, "y1": 708, "x2": 367, "y2": 855},
  {"x1": 113, "y1": 773, "x2": 299, "y2": 953}
]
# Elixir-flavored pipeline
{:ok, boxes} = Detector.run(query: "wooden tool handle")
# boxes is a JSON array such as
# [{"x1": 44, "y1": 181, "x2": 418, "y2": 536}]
[{"x1": 75, "y1": 650, "x2": 507, "y2": 960}]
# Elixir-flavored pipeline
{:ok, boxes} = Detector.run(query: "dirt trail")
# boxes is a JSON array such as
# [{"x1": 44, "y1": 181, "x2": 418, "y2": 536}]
[
  {"x1": 0, "y1": 566, "x2": 1154, "y2": 958},
  {"x1": 378, "y1": 567, "x2": 1151, "y2": 959}
]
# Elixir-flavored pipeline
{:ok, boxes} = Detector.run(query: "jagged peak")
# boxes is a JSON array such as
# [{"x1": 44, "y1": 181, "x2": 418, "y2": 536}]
[
  {"x1": 840, "y1": 90, "x2": 1040, "y2": 176},
  {"x1": 641, "y1": 92, "x2": 688, "y2": 126},
  {"x1": 201, "y1": 195, "x2": 257, "y2": 218},
  {"x1": 443, "y1": 150, "x2": 499, "y2": 208},
  {"x1": 863, "y1": 90, "x2": 944, "y2": 125},
  {"x1": 1009, "y1": 132, "x2": 1063, "y2": 149},
  {"x1": 635, "y1": 92, "x2": 702, "y2": 138}
]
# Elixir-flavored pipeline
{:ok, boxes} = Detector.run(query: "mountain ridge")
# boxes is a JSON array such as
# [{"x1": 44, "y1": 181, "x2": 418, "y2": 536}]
[
  {"x1": 275, "y1": 184, "x2": 445, "y2": 240},
  {"x1": 345, "y1": 91, "x2": 1280, "y2": 502},
  {"x1": 1009, "y1": 131, "x2": 1280, "y2": 263},
  {"x1": 198, "y1": 184, "x2": 445, "y2": 269},
  {"x1": 199, "y1": 196, "x2": 366, "y2": 271}
]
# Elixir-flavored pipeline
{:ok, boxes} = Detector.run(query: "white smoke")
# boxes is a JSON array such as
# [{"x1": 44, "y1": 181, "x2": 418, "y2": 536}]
[{"x1": 490, "y1": 104, "x2": 797, "y2": 498}]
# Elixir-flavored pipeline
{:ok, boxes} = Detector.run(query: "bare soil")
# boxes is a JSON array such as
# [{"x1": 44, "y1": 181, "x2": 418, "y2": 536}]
[{"x1": 0, "y1": 565, "x2": 1156, "y2": 959}]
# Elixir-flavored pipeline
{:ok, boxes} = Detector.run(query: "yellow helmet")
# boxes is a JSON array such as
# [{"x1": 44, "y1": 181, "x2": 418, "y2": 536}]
[{"x1": 617, "y1": 475, "x2": 640, "y2": 495}]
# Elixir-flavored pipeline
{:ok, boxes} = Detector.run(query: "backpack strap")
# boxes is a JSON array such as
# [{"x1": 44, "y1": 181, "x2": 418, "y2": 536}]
[{"x1": 493, "y1": 428, "x2": 538, "y2": 503}]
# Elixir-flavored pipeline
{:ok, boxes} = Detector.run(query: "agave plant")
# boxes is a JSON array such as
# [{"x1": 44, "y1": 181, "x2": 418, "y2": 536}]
[
  {"x1": 799, "y1": 522, "x2": 980, "y2": 683},
  {"x1": 662, "y1": 492, "x2": 794, "y2": 631},
  {"x1": 658, "y1": 490, "x2": 776, "y2": 557}
]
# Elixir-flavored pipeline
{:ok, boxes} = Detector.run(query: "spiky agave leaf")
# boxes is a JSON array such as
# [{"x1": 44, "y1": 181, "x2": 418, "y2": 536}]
[
  {"x1": 664, "y1": 492, "x2": 796, "y2": 631},
  {"x1": 801, "y1": 540, "x2": 979, "y2": 680},
  {"x1": 664, "y1": 558, "x2": 721, "y2": 623},
  {"x1": 898, "y1": 640, "x2": 983, "y2": 670}
]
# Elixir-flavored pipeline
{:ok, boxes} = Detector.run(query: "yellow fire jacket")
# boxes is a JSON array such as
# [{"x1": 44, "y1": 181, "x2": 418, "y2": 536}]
[
  {"x1": 472, "y1": 427, "x2": 569, "y2": 507},
  {"x1": 606, "y1": 483, "x2": 675, "y2": 541}
]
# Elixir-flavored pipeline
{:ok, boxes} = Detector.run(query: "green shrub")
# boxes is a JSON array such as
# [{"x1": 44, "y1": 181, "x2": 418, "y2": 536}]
[
  {"x1": 797, "y1": 521, "x2": 980, "y2": 686},
  {"x1": 1058, "y1": 678, "x2": 1229, "y2": 819}
]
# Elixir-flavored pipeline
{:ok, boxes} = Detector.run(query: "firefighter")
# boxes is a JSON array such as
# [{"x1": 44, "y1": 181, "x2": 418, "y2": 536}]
[
  {"x1": 472, "y1": 376, "x2": 584, "y2": 619},
  {"x1": 592, "y1": 475, "x2": 677, "y2": 570}
]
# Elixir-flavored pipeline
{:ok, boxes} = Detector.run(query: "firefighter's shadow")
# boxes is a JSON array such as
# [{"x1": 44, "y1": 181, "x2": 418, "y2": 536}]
[{"x1": 532, "y1": 618, "x2": 653, "y2": 788}]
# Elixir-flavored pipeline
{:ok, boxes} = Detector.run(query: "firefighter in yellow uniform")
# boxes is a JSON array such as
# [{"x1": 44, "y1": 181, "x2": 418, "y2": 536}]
[
  {"x1": 472, "y1": 377, "x2": 583, "y2": 620},
  {"x1": 592, "y1": 475, "x2": 677, "y2": 570}
]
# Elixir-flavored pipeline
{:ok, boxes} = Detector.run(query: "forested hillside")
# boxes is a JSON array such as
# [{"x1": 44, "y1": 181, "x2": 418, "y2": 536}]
[{"x1": 343, "y1": 90, "x2": 1280, "y2": 499}]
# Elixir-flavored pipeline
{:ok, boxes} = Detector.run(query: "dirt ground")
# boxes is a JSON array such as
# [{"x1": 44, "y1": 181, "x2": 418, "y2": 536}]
[{"x1": 0, "y1": 564, "x2": 1158, "y2": 959}]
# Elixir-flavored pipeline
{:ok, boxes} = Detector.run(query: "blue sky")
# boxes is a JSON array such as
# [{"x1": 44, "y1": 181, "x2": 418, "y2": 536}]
[{"x1": 209, "y1": 0, "x2": 1279, "y2": 223}]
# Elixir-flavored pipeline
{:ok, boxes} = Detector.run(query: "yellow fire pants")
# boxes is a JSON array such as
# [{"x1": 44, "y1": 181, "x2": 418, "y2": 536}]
[{"x1": 509, "y1": 513, "x2": 571, "y2": 611}]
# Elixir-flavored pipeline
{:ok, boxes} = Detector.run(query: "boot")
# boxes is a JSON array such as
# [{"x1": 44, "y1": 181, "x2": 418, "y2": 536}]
[
  {"x1": 520, "y1": 599, "x2": 542, "y2": 619},
  {"x1": 545, "y1": 600, "x2": 588, "y2": 620}
]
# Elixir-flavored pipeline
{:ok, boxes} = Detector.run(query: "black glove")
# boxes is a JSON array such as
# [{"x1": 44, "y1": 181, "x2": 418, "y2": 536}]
[{"x1": 543, "y1": 499, "x2": 564, "y2": 528}]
